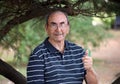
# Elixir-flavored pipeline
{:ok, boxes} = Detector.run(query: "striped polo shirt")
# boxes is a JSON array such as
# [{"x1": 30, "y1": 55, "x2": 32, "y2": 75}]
[{"x1": 27, "y1": 37, "x2": 86, "y2": 84}]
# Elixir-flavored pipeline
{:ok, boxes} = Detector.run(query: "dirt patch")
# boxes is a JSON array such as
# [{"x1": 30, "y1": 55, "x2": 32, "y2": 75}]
[{"x1": 92, "y1": 30, "x2": 120, "y2": 84}]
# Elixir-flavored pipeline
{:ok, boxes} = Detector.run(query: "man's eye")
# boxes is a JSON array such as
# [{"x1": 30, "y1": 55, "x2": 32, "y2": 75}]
[
  {"x1": 51, "y1": 23, "x2": 56, "y2": 26},
  {"x1": 61, "y1": 23, "x2": 65, "y2": 26},
  {"x1": 50, "y1": 22, "x2": 57, "y2": 26}
]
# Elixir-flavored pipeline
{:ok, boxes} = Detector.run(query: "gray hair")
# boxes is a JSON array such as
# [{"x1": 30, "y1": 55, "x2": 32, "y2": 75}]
[{"x1": 45, "y1": 10, "x2": 69, "y2": 25}]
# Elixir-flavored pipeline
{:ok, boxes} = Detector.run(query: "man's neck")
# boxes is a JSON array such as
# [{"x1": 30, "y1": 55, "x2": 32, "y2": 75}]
[{"x1": 48, "y1": 39, "x2": 65, "y2": 53}]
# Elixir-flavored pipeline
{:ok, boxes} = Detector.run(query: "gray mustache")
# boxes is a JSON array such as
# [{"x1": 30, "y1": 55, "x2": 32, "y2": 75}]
[{"x1": 54, "y1": 33, "x2": 63, "y2": 35}]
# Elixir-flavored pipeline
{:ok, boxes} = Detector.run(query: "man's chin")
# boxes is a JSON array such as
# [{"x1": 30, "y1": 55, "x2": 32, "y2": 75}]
[{"x1": 55, "y1": 38, "x2": 64, "y2": 42}]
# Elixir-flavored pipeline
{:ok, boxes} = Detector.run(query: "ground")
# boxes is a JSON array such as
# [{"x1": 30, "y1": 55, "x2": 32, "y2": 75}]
[
  {"x1": 0, "y1": 30, "x2": 120, "y2": 84},
  {"x1": 92, "y1": 30, "x2": 120, "y2": 84}
]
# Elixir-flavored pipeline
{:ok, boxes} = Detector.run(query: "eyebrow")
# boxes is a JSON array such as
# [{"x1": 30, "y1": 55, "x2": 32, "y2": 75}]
[
  {"x1": 50, "y1": 21, "x2": 65, "y2": 24},
  {"x1": 50, "y1": 22, "x2": 57, "y2": 25},
  {"x1": 60, "y1": 22, "x2": 65, "y2": 24}
]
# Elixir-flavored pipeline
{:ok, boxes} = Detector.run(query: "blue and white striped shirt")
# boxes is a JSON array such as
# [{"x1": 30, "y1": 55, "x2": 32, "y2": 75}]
[{"x1": 27, "y1": 37, "x2": 86, "y2": 84}]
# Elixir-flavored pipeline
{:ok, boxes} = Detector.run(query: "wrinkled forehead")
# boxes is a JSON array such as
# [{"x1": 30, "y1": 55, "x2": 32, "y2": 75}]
[{"x1": 48, "y1": 12, "x2": 68, "y2": 24}]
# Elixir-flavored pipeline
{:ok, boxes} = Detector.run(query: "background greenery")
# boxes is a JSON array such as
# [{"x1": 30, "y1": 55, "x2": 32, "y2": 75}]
[
  {"x1": 0, "y1": 0, "x2": 120, "y2": 83},
  {"x1": 0, "y1": 15, "x2": 114, "y2": 80},
  {"x1": 0, "y1": 15, "x2": 113, "y2": 64}
]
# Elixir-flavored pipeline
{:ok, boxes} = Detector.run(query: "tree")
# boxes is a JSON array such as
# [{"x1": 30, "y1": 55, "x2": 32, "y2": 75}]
[
  {"x1": 0, "y1": 59, "x2": 26, "y2": 84},
  {"x1": 0, "y1": 0, "x2": 120, "y2": 40},
  {"x1": 112, "y1": 73, "x2": 120, "y2": 84},
  {"x1": 0, "y1": 0, "x2": 120, "y2": 83}
]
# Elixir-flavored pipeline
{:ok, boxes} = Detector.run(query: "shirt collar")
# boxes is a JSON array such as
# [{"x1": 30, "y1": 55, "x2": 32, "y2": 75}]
[{"x1": 44, "y1": 37, "x2": 69, "y2": 53}]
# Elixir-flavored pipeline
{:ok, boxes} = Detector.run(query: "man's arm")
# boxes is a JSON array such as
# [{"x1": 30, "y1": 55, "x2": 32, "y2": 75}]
[
  {"x1": 27, "y1": 53, "x2": 45, "y2": 84},
  {"x1": 85, "y1": 68, "x2": 98, "y2": 84},
  {"x1": 82, "y1": 50, "x2": 98, "y2": 84}
]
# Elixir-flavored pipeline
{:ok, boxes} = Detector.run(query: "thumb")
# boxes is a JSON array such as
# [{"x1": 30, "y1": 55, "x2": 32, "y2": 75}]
[{"x1": 85, "y1": 49, "x2": 91, "y2": 57}]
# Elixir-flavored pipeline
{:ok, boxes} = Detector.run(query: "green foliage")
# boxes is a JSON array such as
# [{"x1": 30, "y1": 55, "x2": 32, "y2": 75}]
[
  {"x1": 14, "y1": 19, "x2": 46, "y2": 64},
  {"x1": 68, "y1": 15, "x2": 110, "y2": 47},
  {"x1": 97, "y1": 13, "x2": 116, "y2": 29},
  {"x1": 0, "y1": 16, "x2": 110, "y2": 64},
  {"x1": 0, "y1": 18, "x2": 47, "y2": 64}
]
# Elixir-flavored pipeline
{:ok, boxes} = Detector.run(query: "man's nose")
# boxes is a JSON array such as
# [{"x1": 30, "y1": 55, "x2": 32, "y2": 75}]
[{"x1": 56, "y1": 25, "x2": 62, "y2": 31}]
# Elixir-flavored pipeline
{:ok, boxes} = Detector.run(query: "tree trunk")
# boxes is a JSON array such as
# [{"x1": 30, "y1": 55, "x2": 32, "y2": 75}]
[
  {"x1": 0, "y1": 59, "x2": 27, "y2": 84},
  {"x1": 112, "y1": 77, "x2": 120, "y2": 84}
]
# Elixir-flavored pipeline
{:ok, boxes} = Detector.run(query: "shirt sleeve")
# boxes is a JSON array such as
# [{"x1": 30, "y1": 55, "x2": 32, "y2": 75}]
[
  {"x1": 81, "y1": 47, "x2": 87, "y2": 76},
  {"x1": 27, "y1": 51, "x2": 45, "y2": 84}
]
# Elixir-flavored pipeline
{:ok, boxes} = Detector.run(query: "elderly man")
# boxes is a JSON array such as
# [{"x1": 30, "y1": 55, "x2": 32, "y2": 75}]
[{"x1": 27, "y1": 10, "x2": 98, "y2": 84}]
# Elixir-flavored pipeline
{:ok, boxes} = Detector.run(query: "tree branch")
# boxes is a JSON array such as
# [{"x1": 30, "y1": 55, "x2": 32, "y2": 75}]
[
  {"x1": 0, "y1": 59, "x2": 26, "y2": 84},
  {"x1": 0, "y1": 0, "x2": 119, "y2": 41}
]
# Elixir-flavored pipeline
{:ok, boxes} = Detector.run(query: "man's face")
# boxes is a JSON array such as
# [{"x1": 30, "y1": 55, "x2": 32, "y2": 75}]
[{"x1": 45, "y1": 12, "x2": 69, "y2": 42}]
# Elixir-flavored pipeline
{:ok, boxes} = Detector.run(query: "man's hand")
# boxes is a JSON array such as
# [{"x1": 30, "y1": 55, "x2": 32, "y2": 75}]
[
  {"x1": 82, "y1": 50, "x2": 98, "y2": 84},
  {"x1": 82, "y1": 50, "x2": 93, "y2": 70}
]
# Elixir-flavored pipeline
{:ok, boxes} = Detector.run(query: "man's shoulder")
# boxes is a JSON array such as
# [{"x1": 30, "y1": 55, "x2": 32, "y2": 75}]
[
  {"x1": 31, "y1": 42, "x2": 46, "y2": 55},
  {"x1": 67, "y1": 41, "x2": 85, "y2": 56},
  {"x1": 67, "y1": 41, "x2": 83, "y2": 49}
]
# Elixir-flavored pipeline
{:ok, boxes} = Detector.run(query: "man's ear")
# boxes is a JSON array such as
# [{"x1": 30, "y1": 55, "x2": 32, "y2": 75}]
[
  {"x1": 45, "y1": 24, "x2": 49, "y2": 35},
  {"x1": 45, "y1": 24, "x2": 47, "y2": 31},
  {"x1": 67, "y1": 25, "x2": 70, "y2": 34}
]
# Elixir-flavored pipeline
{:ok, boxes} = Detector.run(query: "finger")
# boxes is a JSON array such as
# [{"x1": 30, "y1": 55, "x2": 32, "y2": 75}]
[
  {"x1": 82, "y1": 57, "x2": 92, "y2": 62},
  {"x1": 84, "y1": 64, "x2": 92, "y2": 70},
  {"x1": 84, "y1": 49, "x2": 91, "y2": 57},
  {"x1": 83, "y1": 59, "x2": 93, "y2": 70}
]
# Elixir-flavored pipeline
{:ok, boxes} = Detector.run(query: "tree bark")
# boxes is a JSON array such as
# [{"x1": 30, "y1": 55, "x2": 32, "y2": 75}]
[
  {"x1": 0, "y1": 59, "x2": 27, "y2": 84},
  {"x1": 112, "y1": 77, "x2": 120, "y2": 84}
]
